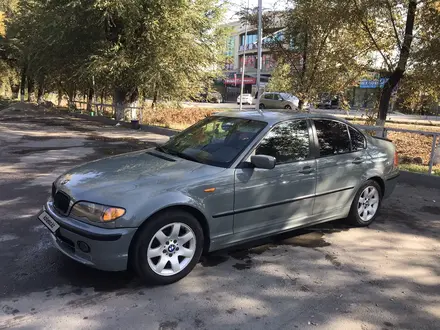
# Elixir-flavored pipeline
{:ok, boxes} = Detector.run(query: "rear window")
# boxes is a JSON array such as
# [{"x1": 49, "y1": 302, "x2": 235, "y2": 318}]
[{"x1": 314, "y1": 120, "x2": 351, "y2": 156}]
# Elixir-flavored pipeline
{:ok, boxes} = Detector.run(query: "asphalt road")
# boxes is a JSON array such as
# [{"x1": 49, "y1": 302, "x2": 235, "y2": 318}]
[{"x1": 0, "y1": 104, "x2": 439, "y2": 330}]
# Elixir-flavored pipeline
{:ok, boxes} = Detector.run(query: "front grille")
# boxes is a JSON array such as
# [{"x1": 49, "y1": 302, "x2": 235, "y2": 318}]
[{"x1": 53, "y1": 191, "x2": 70, "y2": 214}]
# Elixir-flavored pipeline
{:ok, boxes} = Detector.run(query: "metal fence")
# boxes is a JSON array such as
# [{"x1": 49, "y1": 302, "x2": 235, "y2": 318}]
[{"x1": 356, "y1": 124, "x2": 439, "y2": 175}]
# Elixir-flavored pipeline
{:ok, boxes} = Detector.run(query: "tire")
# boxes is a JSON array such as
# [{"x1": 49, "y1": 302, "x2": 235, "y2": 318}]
[
  {"x1": 284, "y1": 105, "x2": 292, "y2": 110},
  {"x1": 259, "y1": 103, "x2": 265, "y2": 109},
  {"x1": 347, "y1": 180, "x2": 382, "y2": 226},
  {"x1": 130, "y1": 210, "x2": 204, "y2": 285}
]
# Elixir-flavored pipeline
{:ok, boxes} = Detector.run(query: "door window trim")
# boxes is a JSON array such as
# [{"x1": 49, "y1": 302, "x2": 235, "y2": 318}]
[
  {"x1": 310, "y1": 118, "x2": 367, "y2": 158},
  {"x1": 237, "y1": 119, "x2": 314, "y2": 167}
]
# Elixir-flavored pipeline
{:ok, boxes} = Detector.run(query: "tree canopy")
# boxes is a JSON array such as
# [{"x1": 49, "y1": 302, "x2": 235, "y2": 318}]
[{"x1": 0, "y1": 0, "x2": 227, "y2": 118}]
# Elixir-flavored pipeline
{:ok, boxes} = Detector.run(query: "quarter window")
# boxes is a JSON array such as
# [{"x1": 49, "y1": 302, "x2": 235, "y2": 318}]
[
  {"x1": 256, "y1": 120, "x2": 310, "y2": 164},
  {"x1": 349, "y1": 126, "x2": 366, "y2": 151},
  {"x1": 314, "y1": 120, "x2": 351, "y2": 156}
]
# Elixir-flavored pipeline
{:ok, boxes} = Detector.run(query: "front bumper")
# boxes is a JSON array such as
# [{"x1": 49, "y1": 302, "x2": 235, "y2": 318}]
[{"x1": 43, "y1": 201, "x2": 137, "y2": 271}]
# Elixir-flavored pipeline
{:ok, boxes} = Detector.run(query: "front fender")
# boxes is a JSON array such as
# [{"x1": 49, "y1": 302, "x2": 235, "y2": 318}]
[{"x1": 125, "y1": 191, "x2": 209, "y2": 228}]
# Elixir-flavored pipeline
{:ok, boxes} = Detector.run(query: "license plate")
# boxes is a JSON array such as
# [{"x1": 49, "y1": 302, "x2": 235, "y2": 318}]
[{"x1": 38, "y1": 211, "x2": 60, "y2": 233}]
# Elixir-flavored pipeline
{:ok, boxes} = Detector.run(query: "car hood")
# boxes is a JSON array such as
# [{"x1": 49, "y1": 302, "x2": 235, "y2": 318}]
[{"x1": 55, "y1": 149, "x2": 223, "y2": 203}]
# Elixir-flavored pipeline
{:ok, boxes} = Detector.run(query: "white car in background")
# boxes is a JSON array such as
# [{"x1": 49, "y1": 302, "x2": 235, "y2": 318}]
[{"x1": 237, "y1": 94, "x2": 254, "y2": 105}]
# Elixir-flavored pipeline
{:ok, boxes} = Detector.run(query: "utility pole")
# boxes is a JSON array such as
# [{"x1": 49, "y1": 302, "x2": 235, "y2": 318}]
[
  {"x1": 239, "y1": 0, "x2": 250, "y2": 111},
  {"x1": 255, "y1": 0, "x2": 263, "y2": 110}
]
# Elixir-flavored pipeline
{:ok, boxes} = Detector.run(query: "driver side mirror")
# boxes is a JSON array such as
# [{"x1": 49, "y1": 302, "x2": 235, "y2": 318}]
[{"x1": 251, "y1": 155, "x2": 276, "y2": 169}]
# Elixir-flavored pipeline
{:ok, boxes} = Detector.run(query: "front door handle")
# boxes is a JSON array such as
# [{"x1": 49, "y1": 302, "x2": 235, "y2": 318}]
[
  {"x1": 352, "y1": 157, "x2": 364, "y2": 164},
  {"x1": 299, "y1": 166, "x2": 314, "y2": 174}
]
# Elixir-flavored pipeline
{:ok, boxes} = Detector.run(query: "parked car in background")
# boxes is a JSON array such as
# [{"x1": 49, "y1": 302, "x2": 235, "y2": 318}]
[
  {"x1": 191, "y1": 91, "x2": 223, "y2": 103},
  {"x1": 39, "y1": 111, "x2": 399, "y2": 285},
  {"x1": 259, "y1": 92, "x2": 299, "y2": 110},
  {"x1": 237, "y1": 93, "x2": 254, "y2": 105},
  {"x1": 317, "y1": 96, "x2": 339, "y2": 109}
]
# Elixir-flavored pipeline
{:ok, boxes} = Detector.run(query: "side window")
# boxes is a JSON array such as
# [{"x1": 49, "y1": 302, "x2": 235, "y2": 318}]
[
  {"x1": 264, "y1": 93, "x2": 273, "y2": 100},
  {"x1": 314, "y1": 120, "x2": 351, "y2": 156},
  {"x1": 349, "y1": 126, "x2": 366, "y2": 151},
  {"x1": 273, "y1": 94, "x2": 282, "y2": 101},
  {"x1": 256, "y1": 120, "x2": 310, "y2": 164}
]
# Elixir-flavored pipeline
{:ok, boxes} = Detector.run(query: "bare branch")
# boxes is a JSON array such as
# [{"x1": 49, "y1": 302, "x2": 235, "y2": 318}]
[
  {"x1": 352, "y1": 0, "x2": 394, "y2": 71},
  {"x1": 385, "y1": 0, "x2": 402, "y2": 50}
]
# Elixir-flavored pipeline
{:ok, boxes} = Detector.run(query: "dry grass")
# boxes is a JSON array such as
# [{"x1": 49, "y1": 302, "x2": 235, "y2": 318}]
[{"x1": 141, "y1": 106, "x2": 216, "y2": 130}]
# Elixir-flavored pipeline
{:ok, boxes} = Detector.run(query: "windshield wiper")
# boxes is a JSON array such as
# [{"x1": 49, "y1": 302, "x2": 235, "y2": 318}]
[
  {"x1": 166, "y1": 149, "x2": 201, "y2": 164},
  {"x1": 155, "y1": 145, "x2": 169, "y2": 154}
]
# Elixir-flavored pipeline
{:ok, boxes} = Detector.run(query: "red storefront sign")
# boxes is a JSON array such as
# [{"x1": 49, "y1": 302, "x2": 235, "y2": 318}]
[{"x1": 224, "y1": 77, "x2": 257, "y2": 85}]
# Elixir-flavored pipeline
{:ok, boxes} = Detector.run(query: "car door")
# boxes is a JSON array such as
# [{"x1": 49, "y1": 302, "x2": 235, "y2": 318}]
[
  {"x1": 272, "y1": 93, "x2": 283, "y2": 109},
  {"x1": 262, "y1": 93, "x2": 274, "y2": 108},
  {"x1": 312, "y1": 119, "x2": 371, "y2": 216},
  {"x1": 233, "y1": 119, "x2": 317, "y2": 235}
]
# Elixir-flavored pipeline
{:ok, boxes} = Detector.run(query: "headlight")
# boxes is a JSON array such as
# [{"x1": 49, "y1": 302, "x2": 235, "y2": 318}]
[{"x1": 70, "y1": 202, "x2": 125, "y2": 223}]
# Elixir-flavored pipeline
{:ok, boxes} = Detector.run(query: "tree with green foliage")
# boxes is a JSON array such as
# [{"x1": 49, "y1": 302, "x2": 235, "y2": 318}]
[
  {"x1": 91, "y1": 0, "x2": 226, "y2": 119},
  {"x1": 264, "y1": 0, "x2": 373, "y2": 110},
  {"x1": 2, "y1": 0, "x2": 227, "y2": 119},
  {"x1": 350, "y1": 0, "x2": 418, "y2": 125}
]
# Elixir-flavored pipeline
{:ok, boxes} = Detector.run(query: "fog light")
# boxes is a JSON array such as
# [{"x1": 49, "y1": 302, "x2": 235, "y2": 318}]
[{"x1": 77, "y1": 241, "x2": 90, "y2": 253}]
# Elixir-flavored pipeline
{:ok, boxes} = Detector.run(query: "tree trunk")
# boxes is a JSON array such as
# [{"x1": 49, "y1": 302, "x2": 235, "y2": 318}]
[
  {"x1": 67, "y1": 88, "x2": 76, "y2": 109},
  {"x1": 100, "y1": 90, "x2": 105, "y2": 115},
  {"x1": 27, "y1": 78, "x2": 35, "y2": 102},
  {"x1": 151, "y1": 89, "x2": 158, "y2": 109},
  {"x1": 87, "y1": 88, "x2": 94, "y2": 112},
  {"x1": 37, "y1": 84, "x2": 45, "y2": 104},
  {"x1": 377, "y1": 0, "x2": 417, "y2": 125},
  {"x1": 20, "y1": 67, "x2": 26, "y2": 102},
  {"x1": 114, "y1": 89, "x2": 127, "y2": 121},
  {"x1": 57, "y1": 88, "x2": 63, "y2": 107}
]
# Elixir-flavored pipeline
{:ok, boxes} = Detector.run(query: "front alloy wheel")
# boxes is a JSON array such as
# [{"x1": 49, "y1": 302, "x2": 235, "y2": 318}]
[
  {"x1": 131, "y1": 210, "x2": 204, "y2": 284},
  {"x1": 147, "y1": 223, "x2": 196, "y2": 276}
]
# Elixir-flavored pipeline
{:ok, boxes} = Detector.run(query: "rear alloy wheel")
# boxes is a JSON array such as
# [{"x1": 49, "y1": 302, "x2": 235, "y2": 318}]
[
  {"x1": 284, "y1": 105, "x2": 292, "y2": 110},
  {"x1": 131, "y1": 210, "x2": 204, "y2": 284},
  {"x1": 347, "y1": 180, "x2": 382, "y2": 226}
]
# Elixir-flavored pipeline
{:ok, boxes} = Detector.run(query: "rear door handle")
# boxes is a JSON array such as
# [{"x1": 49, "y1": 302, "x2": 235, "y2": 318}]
[
  {"x1": 299, "y1": 166, "x2": 314, "y2": 174},
  {"x1": 352, "y1": 157, "x2": 364, "y2": 164}
]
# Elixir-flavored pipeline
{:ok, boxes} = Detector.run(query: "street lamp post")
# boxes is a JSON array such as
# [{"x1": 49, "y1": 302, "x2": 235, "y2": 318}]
[
  {"x1": 239, "y1": 0, "x2": 250, "y2": 111},
  {"x1": 256, "y1": 0, "x2": 263, "y2": 110}
]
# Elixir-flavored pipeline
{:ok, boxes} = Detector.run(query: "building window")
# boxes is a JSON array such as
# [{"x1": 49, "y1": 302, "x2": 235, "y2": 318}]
[
  {"x1": 240, "y1": 33, "x2": 257, "y2": 48},
  {"x1": 239, "y1": 55, "x2": 257, "y2": 70}
]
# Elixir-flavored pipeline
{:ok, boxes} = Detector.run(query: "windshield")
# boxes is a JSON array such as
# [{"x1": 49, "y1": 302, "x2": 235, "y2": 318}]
[{"x1": 158, "y1": 116, "x2": 267, "y2": 167}]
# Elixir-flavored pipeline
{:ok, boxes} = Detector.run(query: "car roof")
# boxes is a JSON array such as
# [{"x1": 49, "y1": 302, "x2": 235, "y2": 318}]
[{"x1": 212, "y1": 111, "x2": 351, "y2": 126}]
